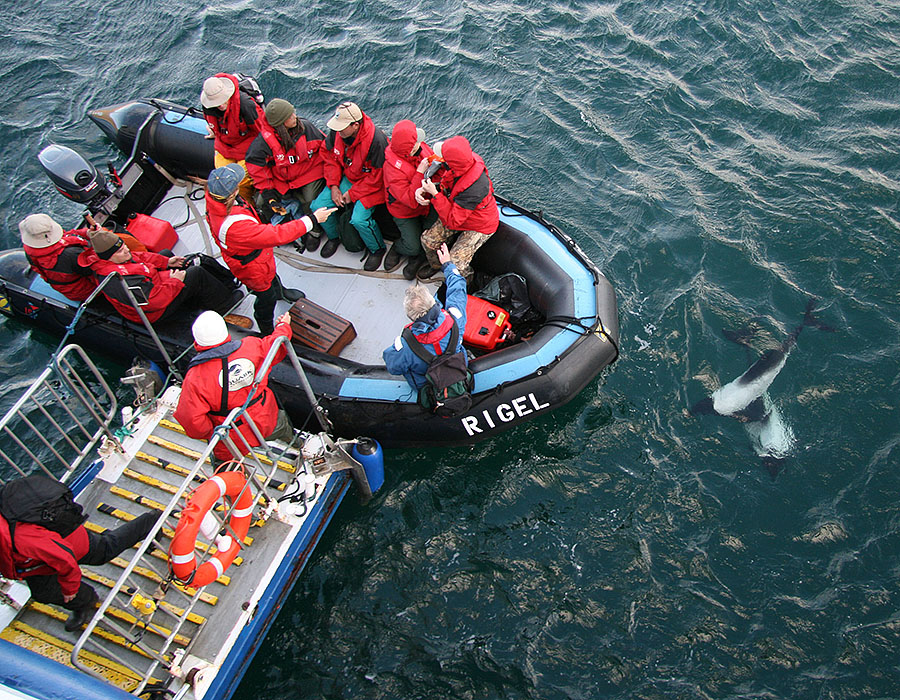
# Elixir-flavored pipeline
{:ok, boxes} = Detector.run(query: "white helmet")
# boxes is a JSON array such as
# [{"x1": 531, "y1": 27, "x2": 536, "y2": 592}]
[{"x1": 192, "y1": 310, "x2": 229, "y2": 348}]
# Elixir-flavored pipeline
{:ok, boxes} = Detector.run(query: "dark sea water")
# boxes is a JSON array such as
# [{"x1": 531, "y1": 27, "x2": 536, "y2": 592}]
[{"x1": 2, "y1": 0, "x2": 900, "y2": 697}]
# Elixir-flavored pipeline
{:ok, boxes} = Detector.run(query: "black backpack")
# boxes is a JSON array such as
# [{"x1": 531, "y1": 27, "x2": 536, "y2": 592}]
[
  {"x1": 234, "y1": 73, "x2": 265, "y2": 106},
  {"x1": 0, "y1": 474, "x2": 87, "y2": 542},
  {"x1": 402, "y1": 318, "x2": 474, "y2": 418}
]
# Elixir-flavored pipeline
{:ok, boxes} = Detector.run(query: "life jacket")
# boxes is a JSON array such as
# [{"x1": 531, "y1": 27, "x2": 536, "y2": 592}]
[
  {"x1": 205, "y1": 197, "x2": 275, "y2": 292},
  {"x1": 0, "y1": 511, "x2": 90, "y2": 591},
  {"x1": 24, "y1": 230, "x2": 97, "y2": 302},
  {"x1": 254, "y1": 119, "x2": 325, "y2": 194},
  {"x1": 383, "y1": 142, "x2": 433, "y2": 219},
  {"x1": 436, "y1": 153, "x2": 498, "y2": 235},
  {"x1": 174, "y1": 327, "x2": 290, "y2": 461},
  {"x1": 203, "y1": 74, "x2": 264, "y2": 160},
  {"x1": 78, "y1": 249, "x2": 182, "y2": 323},
  {"x1": 323, "y1": 115, "x2": 387, "y2": 208},
  {"x1": 0, "y1": 512, "x2": 15, "y2": 579}
]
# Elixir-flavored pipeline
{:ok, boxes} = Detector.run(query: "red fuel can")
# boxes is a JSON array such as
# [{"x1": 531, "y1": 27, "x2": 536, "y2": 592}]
[
  {"x1": 125, "y1": 214, "x2": 178, "y2": 253},
  {"x1": 464, "y1": 295, "x2": 513, "y2": 350}
]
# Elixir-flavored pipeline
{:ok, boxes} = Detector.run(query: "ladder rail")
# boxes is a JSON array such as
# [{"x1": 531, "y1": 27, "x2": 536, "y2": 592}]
[{"x1": 0, "y1": 344, "x2": 118, "y2": 485}]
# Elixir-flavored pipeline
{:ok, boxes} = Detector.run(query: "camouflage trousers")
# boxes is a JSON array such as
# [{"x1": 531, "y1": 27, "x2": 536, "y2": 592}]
[{"x1": 421, "y1": 221, "x2": 492, "y2": 279}]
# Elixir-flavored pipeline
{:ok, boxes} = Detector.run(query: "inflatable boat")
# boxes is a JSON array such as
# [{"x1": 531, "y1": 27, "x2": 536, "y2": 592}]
[{"x1": 0, "y1": 98, "x2": 619, "y2": 448}]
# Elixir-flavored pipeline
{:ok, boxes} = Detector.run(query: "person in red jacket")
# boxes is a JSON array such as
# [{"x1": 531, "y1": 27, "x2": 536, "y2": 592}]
[
  {"x1": 200, "y1": 73, "x2": 265, "y2": 202},
  {"x1": 311, "y1": 101, "x2": 389, "y2": 270},
  {"x1": 18, "y1": 213, "x2": 97, "y2": 302},
  {"x1": 205, "y1": 163, "x2": 335, "y2": 335},
  {"x1": 79, "y1": 229, "x2": 238, "y2": 324},
  {"x1": 382, "y1": 120, "x2": 438, "y2": 280},
  {"x1": 244, "y1": 99, "x2": 327, "y2": 251},
  {"x1": 174, "y1": 310, "x2": 294, "y2": 465},
  {"x1": 1, "y1": 509, "x2": 157, "y2": 631},
  {"x1": 415, "y1": 135, "x2": 500, "y2": 281}
]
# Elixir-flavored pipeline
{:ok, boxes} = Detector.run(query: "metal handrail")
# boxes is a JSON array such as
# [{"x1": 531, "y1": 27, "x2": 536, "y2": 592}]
[{"x1": 0, "y1": 344, "x2": 118, "y2": 484}]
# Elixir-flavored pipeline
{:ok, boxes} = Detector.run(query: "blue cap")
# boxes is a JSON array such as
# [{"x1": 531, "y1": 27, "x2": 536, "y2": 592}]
[{"x1": 207, "y1": 163, "x2": 245, "y2": 199}]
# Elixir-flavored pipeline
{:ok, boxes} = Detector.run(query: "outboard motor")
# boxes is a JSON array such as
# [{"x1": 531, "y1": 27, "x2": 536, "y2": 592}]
[{"x1": 37, "y1": 144, "x2": 111, "y2": 209}]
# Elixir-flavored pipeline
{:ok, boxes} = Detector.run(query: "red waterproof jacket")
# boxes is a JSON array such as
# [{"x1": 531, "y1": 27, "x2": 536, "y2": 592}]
[
  {"x1": 203, "y1": 74, "x2": 264, "y2": 160},
  {"x1": 431, "y1": 136, "x2": 499, "y2": 236},
  {"x1": 383, "y1": 121, "x2": 433, "y2": 219},
  {"x1": 24, "y1": 229, "x2": 97, "y2": 302},
  {"x1": 78, "y1": 249, "x2": 182, "y2": 323},
  {"x1": 174, "y1": 323, "x2": 291, "y2": 461},
  {"x1": 322, "y1": 113, "x2": 388, "y2": 208},
  {"x1": 245, "y1": 118, "x2": 326, "y2": 194},
  {"x1": 205, "y1": 195, "x2": 314, "y2": 292},
  {"x1": 0, "y1": 514, "x2": 90, "y2": 599}
]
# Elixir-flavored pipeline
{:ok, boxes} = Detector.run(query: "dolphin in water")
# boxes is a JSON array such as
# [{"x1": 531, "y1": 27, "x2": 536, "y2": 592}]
[{"x1": 691, "y1": 300, "x2": 834, "y2": 477}]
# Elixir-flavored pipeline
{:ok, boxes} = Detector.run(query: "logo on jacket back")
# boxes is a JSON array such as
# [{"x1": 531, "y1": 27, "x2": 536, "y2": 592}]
[{"x1": 218, "y1": 358, "x2": 255, "y2": 391}]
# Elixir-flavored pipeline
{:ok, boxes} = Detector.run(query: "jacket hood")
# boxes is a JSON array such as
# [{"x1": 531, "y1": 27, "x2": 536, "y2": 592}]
[
  {"x1": 390, "y1": 120, "x2": 420, "y2": 158},
  {"x1": 441, "y1": 135, "x2": 475, "y2": 174}
]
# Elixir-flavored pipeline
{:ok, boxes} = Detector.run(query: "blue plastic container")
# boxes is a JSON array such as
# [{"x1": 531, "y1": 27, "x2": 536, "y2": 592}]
[{"x1": 351, "y1": 438, "x2": 384, "y2": 494}]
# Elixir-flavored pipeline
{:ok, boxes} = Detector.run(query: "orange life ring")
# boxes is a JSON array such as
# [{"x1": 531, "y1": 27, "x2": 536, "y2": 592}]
[{"x1": 169, "y1": 471, "x2": 253, "y2": 587}]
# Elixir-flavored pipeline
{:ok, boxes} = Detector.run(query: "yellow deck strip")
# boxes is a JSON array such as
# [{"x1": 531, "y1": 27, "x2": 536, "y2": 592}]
[
  {"x1": 26, "y1": 599, "x2": 190, "y2": 647},
  {"x1": 153, "y1": 422, "x2": 297, "y2": 473},
  {"x1": 80, "y1": 570, "x2": 207, "y2": 626},
  {"x1": 136, "y1": 453, "x2": 288, "y2": 493},
  {"x1": 109, "y1": 555, "x2": 230, "y2": 589},
  {"x1": 107, "y1": 486, "x2": 169, "y2": 512},
  {"x1": 1, "y1": 621, "x2": 157, "y2": 691},
  {"x1": 96, "y1": 502, "x2": 252, "y2": 550},
  {"x1": 123, "y1": 467, "x2": 180, "y2": 495},
  {"x1": 26, "y1": 602, "x2": 171, "y2": 661}
]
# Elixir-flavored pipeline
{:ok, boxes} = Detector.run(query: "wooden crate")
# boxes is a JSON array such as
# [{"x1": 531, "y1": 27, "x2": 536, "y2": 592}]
[{"x1": 288, "y1": 298, "x2": 356, "y2": 356}]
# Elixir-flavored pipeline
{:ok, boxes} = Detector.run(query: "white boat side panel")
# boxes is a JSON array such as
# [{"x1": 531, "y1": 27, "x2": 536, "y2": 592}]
[
  {"x1": 0, "y1": 580, "x2": 31, "y2": 630},
  {"x1": 0, "y1": 685, "x2": 41, "y2": 700}
]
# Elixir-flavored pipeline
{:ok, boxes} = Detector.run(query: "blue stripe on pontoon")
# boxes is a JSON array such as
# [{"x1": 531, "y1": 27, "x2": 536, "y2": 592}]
[
  {"x1": 29, "y1": 275, "x2": 75, "y2": 305},
  {"x1": 338, "y1": 325, "x2": 585, "y2": 402},
  {"x1": 162, "y1": 110, "x2": 212, "y2": 135}
]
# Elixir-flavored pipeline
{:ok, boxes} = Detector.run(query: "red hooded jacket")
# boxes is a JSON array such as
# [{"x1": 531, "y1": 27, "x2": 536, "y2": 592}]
[
  {"x1": 203, "y1": 74, "x2": 265, "y2": 160},
  {"x1": 383, "y1": 120, "x2": 433, "y2": 219},
  {"x1": 322, "y1": 112, "x2": 388, "y2": 208},
  {"x1": 78, "y1": 248, "x2": 183, "y2": 323},
  {"x1": 431, "y1": 136, "x2": 499, "y2": 236},
  {"x1": 0, "y1": 515, "x2": 90, "y2": 598},
  {"x1": 174, "y1": 322, "x2": 291, "y2": 461},
  {"x1": 205, "y1": 195, "x2": 314, "y2": 292},
  {"x1": 24, "y1": 229, "x2": 97, "y2": 302},
  {"x1": 245, "y1": 117, "x2": 326, "y2": 194}
]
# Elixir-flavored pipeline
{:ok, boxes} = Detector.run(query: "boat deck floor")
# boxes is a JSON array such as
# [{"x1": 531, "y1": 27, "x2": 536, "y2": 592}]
[{"x1": 154, "y1": 188, "x2": 435, "y2": 366}]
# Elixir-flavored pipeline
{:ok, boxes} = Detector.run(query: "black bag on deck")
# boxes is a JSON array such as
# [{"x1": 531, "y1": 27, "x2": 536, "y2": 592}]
[
  {"x1": 402, "y1": 319, "x2": 473, "y2": 418},
  {"x1": 0, "y1": 474, "x2": 87, "y2": 539}
]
